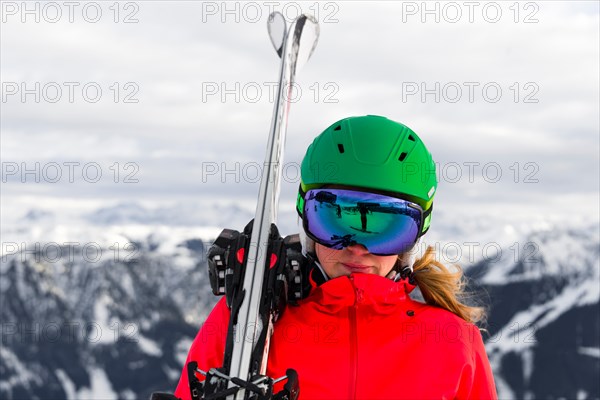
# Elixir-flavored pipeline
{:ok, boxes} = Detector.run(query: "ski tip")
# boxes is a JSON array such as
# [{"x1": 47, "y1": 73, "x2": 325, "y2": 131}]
[
  {"x1": 267, "y1": 12, "x2": 286, "y2": 57},
  {"x1": 268, "y1": 12, "x2": 320, "y2": 61},
  {"x1": 289, "y1": 13, "x2": 320, "y2": 69}
]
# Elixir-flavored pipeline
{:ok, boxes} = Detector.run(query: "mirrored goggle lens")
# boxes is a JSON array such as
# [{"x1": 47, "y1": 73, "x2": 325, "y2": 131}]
[{"x1": 303, "y1": 189, "x2": 423, "y2": 255}]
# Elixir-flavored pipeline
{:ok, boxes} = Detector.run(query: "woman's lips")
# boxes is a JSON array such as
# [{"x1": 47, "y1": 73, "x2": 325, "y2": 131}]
[{"x1": 342, "y1": 262, "x2": 373, "y2": 273}]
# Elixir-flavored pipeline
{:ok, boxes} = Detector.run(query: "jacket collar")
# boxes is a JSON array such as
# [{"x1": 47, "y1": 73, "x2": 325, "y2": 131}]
[{"x1": 304, "y1": 272, "x2": 416, "y2": 314}]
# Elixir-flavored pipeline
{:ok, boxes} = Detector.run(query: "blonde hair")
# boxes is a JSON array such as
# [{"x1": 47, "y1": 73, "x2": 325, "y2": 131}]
[{"x1": 410, "y1": 245, "x2": 486, "y2": 325}]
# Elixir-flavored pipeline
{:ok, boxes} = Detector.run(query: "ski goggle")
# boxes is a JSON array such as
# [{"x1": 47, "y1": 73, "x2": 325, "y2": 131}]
[{"x1": 299, "y1": 188, "x2": 426, "y2": 256}]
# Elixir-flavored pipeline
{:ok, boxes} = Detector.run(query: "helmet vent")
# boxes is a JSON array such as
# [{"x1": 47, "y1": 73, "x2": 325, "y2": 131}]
[
  {"x1": 337, "y1": 144, "x2": 345, "y2": 153},
  {"x1": 408, "y1": 135, "x2": 415, "y2": 141},
  {"x1": 398, "y1": 152, "x2": 407, "y2": 162},
  {"x1": 334, "y1": 125, "x2": 341, "y2": 131}
]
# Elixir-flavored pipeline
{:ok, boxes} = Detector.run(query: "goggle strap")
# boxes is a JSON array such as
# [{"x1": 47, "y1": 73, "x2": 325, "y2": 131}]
[
  {"x1": 296, "y1": 184, "x2": 306, "y2": 216},
  {"x1": 420, "y1": 204, "x2": 433, "y2": 236}
]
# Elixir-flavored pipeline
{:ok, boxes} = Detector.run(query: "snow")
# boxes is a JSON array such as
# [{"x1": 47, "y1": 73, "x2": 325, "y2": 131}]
[
  {"x1": 93, "y1": 294, "x2": 115, "y2": 345},
  {"x1": 537, "y1": 280, "x2": 599, "y2": 328},
  {"x1": 2, "y1": 201, "x2": 598, "y2": 399},
  {"x1": 487, "y1": 279, "x2": 599, "y2": 355},
  {"x1": 480, "y1": 222, "x2": 599, "y2": 284},
  {"x1": 119, "y1": 272, "x2": 135, "y2": 299},
  {"x1": 120, "y1": 389, "x2": 137, "y2": 400},
  {"x1": 476, "y1": 246, "x2": 518, "y2": 284},
  {"x1": 522, "y1": 348, "x2": 534, "y2": 386},
  {"x1": 0, "y1": 274, "x2": 9, "y2": 292},
  {"x1": 524, "y1": 391, "x2": 535, "y2": 400},
  {"x1": 163, "y1": 365, "x2": 182, "y2": 381},
  {"x1": 2, "y1": 217, "x2": 219, "y2": 266},
  {"x1": 175, "y1": 337, "x2": 193, "y2": 366},
  {"x1": 578, "y1": 347, "x2": 600, "y2": 358},
  {"x1": 55, "y1": 369, "x2": 76, "y2": 400},
  {"x1": 4, "y1": 201, "x2": 597, "y2": 274},
  {"x1": 0, "y1": 347, "x2": 42, "y2": 392},
  {"x1": 77, "y1": 368, "x2": 117, "y2": 400},
  {"x1": 489, "y1": 365, "x2": 516, "y2": 400},
  {"x1": 137, "y1": 334, "x2": 163, "y2": 357}
]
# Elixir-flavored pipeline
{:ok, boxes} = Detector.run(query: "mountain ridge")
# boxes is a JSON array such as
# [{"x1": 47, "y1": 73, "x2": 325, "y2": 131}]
[{"x1": 1, "y1": 206, "x2": 598, "y2": 399}]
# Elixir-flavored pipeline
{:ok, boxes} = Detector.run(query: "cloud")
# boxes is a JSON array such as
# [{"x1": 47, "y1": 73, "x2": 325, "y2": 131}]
[{"x1": 1, "y1": 1, "x2": 598, "y2": 225}]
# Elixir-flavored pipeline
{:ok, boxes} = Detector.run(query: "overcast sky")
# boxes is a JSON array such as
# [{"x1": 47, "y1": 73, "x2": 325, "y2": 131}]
[{"x1": 1, "y1": 1, "x2": 599, "y2": 232}]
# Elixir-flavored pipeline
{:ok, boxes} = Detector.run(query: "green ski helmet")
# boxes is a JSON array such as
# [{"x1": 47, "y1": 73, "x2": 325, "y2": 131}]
[{"x1": 296, "y1": 115, "x2": 437, "y2": 256}]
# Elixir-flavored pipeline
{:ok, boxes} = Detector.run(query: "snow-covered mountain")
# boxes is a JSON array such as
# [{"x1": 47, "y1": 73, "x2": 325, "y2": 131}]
[
  {"x1": 466, "y1": 224, "x2": 600, "y2": 400},
  {"x1": 0, "y1": 227, "x2": 216, "y2": 400},
  {"x1": 1, "y1": 205, "x2": 598, "y2": 399},
  {"x1": 83, "y1": 201, "x2": 300, "y2": 235}
]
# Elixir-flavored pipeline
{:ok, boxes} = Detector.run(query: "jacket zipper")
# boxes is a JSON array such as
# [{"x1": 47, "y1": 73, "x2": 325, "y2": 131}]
[{"x1": 348, "y1": 277, "x2": 360, "y2": 400}]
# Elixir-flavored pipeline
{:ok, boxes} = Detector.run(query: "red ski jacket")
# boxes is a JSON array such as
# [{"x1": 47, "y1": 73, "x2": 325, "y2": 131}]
[{"x1": 174, "y1": 273, "x2": 497, "y2": 400}]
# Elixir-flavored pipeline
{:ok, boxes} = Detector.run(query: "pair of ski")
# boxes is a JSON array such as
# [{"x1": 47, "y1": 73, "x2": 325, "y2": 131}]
[{"x1": 152, "y1": 11, "x2": 319, "y2": 400}]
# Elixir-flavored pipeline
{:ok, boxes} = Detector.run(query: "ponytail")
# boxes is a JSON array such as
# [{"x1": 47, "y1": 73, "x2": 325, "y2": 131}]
[{"x1": 411, "y1": 245, "x2": 485, "y2": 325}]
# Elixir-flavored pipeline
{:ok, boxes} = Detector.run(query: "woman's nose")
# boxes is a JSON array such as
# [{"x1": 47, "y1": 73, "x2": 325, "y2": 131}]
[{"x1": 345, "y1": 243, "x2": 370, "y2": 255}]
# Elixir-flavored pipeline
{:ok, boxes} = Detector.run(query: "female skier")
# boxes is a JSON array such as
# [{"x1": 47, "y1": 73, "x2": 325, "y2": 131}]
[{"x1": 174, "y1": 115, "x2": 497, "y2": 399}]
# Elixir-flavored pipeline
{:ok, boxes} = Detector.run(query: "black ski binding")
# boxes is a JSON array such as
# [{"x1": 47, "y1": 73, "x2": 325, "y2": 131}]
[{"x1": 192, "y1": 220, "x2": 304, "y2": 400}]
